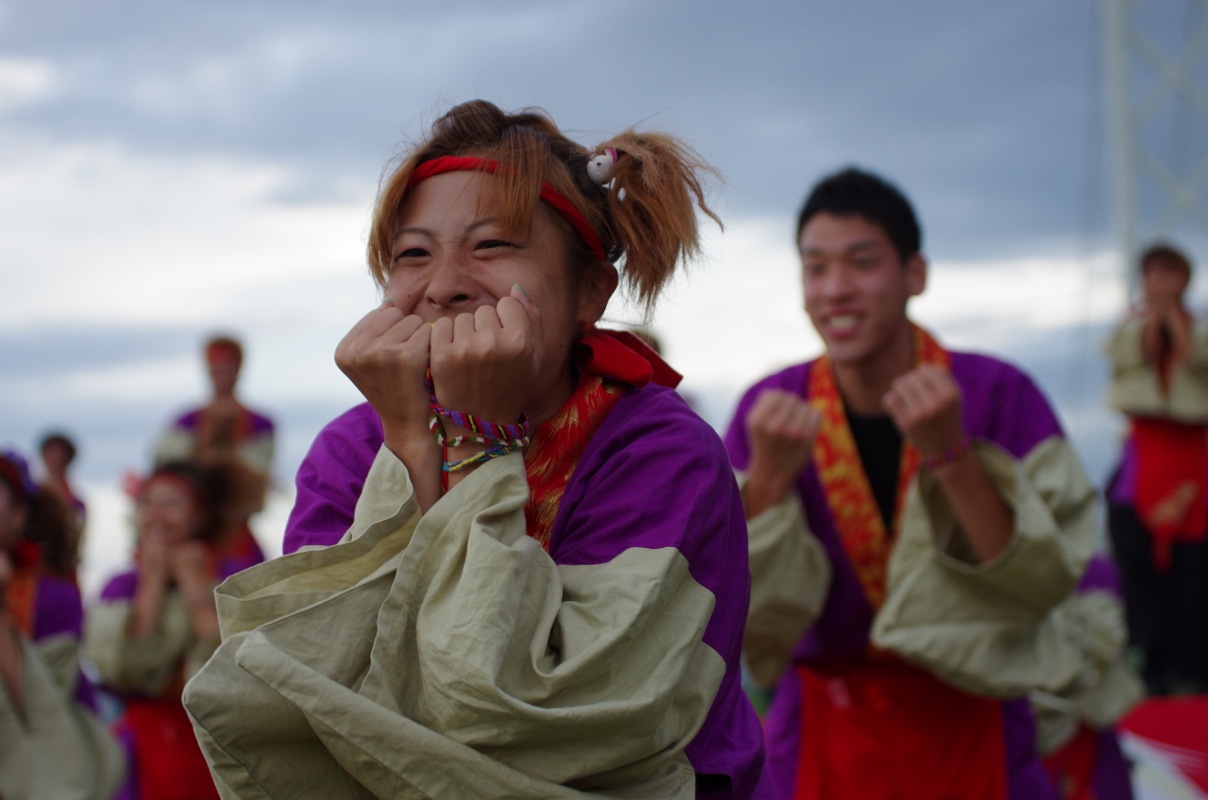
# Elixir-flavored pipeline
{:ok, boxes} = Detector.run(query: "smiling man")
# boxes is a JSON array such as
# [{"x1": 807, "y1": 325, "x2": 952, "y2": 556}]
[{"x1": 725, "y1": 167, "x2": 1109, "y2": 799}]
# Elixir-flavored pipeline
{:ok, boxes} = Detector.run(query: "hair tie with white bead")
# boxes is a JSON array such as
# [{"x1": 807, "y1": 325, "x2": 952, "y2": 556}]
[{"x1": 587, "y1": 147, "x2": 620, "y2": 185}]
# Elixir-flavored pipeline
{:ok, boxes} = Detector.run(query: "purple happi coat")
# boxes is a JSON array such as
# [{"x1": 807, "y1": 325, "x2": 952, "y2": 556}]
[{"x1": 725, "y1": 350, "x2": 1098, "y2": 800}]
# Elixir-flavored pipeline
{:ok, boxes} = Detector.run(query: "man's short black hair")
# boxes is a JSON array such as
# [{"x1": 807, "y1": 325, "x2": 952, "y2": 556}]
[{"x1": 796, "y1": 167, "x2": 922, "y2": 262}]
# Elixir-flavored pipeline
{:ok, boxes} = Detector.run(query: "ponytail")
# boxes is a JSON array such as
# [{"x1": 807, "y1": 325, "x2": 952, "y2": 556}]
[{"x1": 589, "y1": 131, "x2": 722, "y2": 311}]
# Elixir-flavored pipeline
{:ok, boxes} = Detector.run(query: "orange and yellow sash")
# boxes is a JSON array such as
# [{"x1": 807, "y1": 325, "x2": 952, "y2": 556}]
[{"x1": 807, "y1": 325, "x2": 950, "y2": 610}]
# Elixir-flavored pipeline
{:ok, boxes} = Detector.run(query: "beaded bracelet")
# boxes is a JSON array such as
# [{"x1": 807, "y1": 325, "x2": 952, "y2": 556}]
[{"x1": 920, "y1": 438, "x2": 971, "y2": 470}]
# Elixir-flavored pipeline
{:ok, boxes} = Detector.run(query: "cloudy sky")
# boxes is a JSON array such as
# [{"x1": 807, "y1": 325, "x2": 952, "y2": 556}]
[{"x1": 2, "y1": 1, "x2": 1205, "y2": 592}]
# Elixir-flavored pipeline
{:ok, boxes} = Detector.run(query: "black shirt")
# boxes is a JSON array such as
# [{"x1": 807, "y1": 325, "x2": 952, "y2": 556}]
[{"x1": 845, "y1": 406, "x2": 902, "y2": 535}]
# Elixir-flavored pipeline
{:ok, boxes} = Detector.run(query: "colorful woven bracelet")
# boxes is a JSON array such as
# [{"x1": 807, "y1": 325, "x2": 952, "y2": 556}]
[
  {"x1": 429, "y1": 411, "x2": 489, "y2": 448},
  {"x1": 443, "y1": 443, "x2": 521, "y2": 473},
  {"x1": 920, "y1": 438, "x2": 971, "y2": 470},
  {"x1": 433, "y1": 403, "x2": 529, "y2": 443},
  {"x1": 424, "y1": 369, "x2": 531, "y2": 446},
  {"x1": 429, "y1": 409, "x2": 529, "y2": 449}
]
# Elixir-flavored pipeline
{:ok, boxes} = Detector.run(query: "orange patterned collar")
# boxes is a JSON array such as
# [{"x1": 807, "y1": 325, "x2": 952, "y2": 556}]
[
  {"x1": 522, "y1": 328, "x2": 678, "y2": 549},
  {"x1": 807, "y1": 325, "x2": 950, "y2": 609}
]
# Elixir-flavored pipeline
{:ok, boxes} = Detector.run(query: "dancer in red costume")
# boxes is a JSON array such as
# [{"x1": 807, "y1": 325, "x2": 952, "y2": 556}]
[{"x1": 1105, "y1": 242, "x2": 1208, "y2": 696}]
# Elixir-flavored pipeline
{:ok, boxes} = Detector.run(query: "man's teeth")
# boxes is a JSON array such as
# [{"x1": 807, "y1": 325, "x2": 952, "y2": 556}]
[{"x1": 830, "y1": 314, "x2": 857, "y2": 330}]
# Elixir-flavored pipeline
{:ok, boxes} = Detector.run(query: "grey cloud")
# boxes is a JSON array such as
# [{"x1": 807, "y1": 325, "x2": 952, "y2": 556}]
[{"x1": 1, "y1": 1, "x2": 1116, "y2": 260}]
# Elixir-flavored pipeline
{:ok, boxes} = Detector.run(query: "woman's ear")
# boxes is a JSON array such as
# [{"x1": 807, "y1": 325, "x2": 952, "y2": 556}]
[
  {"x1": 905, "y1": 253, "x2": 927, "y2": 298},
  {"x1": 578, "y1": 262, "x2": 619, "y2": 323}
]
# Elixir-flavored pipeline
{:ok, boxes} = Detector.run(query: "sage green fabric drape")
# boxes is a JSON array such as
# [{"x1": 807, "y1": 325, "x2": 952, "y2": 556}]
[
  {"x1": 185, "y1": 448, "x2": 726, "y2": 799},
  {"x1": 0, "y1": 635, "x2": 126, "y2": 800}
]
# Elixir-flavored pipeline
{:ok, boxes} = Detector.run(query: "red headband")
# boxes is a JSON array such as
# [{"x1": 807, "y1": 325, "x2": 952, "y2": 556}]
[
  {"x1": 206, "y1": 341, "x2": 242, "y2": 366},
  {"x1": 407, "y1": 156, "x2": 607, "y2": 262}
]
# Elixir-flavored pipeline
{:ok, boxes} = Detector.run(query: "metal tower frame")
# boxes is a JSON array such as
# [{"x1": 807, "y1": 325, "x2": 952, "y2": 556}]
[{"x1": 1103, "y1": 0, "x2": 1208, "y2": 296}]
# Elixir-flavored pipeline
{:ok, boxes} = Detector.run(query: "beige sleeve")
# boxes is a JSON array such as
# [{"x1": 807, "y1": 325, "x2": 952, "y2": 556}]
[
  {"x1": 1104, "y1": 319, "x2": 1161, "y2": 415},
  {"x1": 738, "y1": 473, "x2": 832, "y2": 689},
  {"x1": 83, "y1": 591, "x2": 194, "y2": 695},
  {"x1": 871, "y1": 437, "x2": 1096, "y2": 698},
  {"x1": 1191, "y1": 321, "x2": 1208, "y2": 378},
  {"x1": 0, "y1": 635, "x2": 126, "y2": 800},
  {"x1": 236, "y1": 432, "x2": 275, "y2": 477},
  {"x1": 36, "y1": 631, "x2": 82, "y2": 694},
  {"x1": 1106, "y1": 317, "x2": 1208, "y2": 420},
  {"x1": 1029, "y1": 691, "x2": 1082, "y2": 756},
  {"x1": 1029, "y1": 588, "x2": 1145, "y2": 753},
  {"x1": 153, "y1": 423, "x2": 275, "y2": 477},
  {"x1": 1169, "y1": 320, "x2": 1208, "y2": 418},
  {"x1": 1103, "y1": 319, "x2": 1146, "y2": 372},
  {"x1": 153, "y1": 426, "x2": 197, "y2": 465},
  {"x1": 185, "y1": 446, "x2": 722, "y2": 799},
  {"x1": 1048, "y1": 589, "x2": 1144, "y2": 728}
]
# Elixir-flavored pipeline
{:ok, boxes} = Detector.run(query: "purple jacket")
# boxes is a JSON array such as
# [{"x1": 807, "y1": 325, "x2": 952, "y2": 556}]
[{"x1": 170, "y1": 406, "x2": 275, "y2": 438}]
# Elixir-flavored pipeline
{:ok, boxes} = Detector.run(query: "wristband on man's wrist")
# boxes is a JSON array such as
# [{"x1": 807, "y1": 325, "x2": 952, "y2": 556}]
[{"x1": 920, "y1": 438, "x2": 971, "y2": 470}]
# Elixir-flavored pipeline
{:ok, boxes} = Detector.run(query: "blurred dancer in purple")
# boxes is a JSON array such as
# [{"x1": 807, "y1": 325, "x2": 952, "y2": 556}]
[{"x1": 155, "y1": 334, "x2": 273, "y2": 566}]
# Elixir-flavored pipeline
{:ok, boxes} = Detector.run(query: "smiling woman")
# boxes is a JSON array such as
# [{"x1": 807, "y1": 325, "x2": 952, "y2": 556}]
[
  {"x1": 85, "y1": 460, "x2": 258, "y2": 800},
  {"x1": 182, "y1": 99, "x2": 771, "y2": 798}
]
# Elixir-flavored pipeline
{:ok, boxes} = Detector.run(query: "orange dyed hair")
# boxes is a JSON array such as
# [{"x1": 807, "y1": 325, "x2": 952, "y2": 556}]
[{"x1": 367, "y1": 100, "x2": 721, "y2": 311}]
